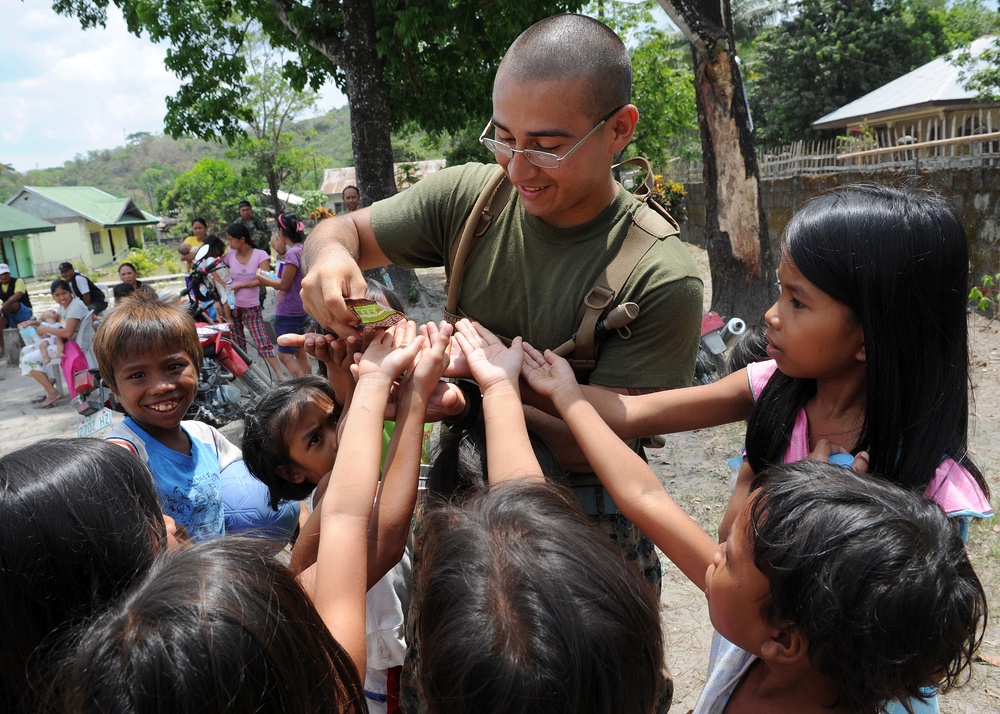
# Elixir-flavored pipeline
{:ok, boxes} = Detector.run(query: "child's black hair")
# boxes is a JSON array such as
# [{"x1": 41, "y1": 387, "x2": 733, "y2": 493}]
[
  {"x1": 748, "y1": 461, "x2": 987, "y2": 713},
  {"x1": 46, "y1": 537, "x2": 367, "y2": 713},
  {"x1": 366, "y1": 277, "x2": 405, "y2": 313},
  {"x1": 726, "y1": 322, "x2": 768, "y2": 373},
  {"x1": 426, "y1": 420, "x2": 566, "y2": 502},
  {"x1": 242, "y1": 375, "x2": 339, "y2": 510},
  {"x1": 205, "y1": 236, "x2": 226, "y2": 258},
  {"x1": 0, "y1": 439, "x2": 166, "y2": 711},
  {"x1": 416, "y1": 479, "x2": 663, "y2": 714}
]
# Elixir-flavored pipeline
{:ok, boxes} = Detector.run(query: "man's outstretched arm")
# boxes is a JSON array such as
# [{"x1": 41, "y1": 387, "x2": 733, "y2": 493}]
[{"x1": 301, "y1": 209, "x2": 392, "y2": 336}]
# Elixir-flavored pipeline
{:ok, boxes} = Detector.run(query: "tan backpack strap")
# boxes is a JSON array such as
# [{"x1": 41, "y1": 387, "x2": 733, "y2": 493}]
[
  {"x1": 569, "y1": 217, "x2": 660, "y2": 374},
  {"x1": 614, "y1": 156, "x2": 655, "y2": 198},
  {"x1": 444, "y1": 167, "x2": 513, "y2": 324},
  {"x1": 566, "y1": 178, "x2": 681, "y2": 381}
]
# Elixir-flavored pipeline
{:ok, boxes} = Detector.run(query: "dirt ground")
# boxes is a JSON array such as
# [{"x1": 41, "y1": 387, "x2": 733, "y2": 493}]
[{"x1": 1, "y1": 247, "x2": 997, "y2": 711}]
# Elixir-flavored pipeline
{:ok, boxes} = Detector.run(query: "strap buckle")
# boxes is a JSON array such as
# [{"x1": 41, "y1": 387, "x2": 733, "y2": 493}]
[{"x1": 583, "y1": 284, "x2": 615, "y2": 311}]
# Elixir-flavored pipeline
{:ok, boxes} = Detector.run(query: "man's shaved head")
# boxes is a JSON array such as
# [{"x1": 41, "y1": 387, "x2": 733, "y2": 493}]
[{"x1": 497, "y1": 14, "x2": 631, "y2": 120}]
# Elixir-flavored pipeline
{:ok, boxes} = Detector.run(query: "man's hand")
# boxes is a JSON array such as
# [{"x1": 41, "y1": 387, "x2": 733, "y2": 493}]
[{"x1": 300, "y1": 227, "x2": 369, "y2": 336}]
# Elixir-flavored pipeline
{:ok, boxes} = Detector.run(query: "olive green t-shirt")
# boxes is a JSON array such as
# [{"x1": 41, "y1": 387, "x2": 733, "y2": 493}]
[{"x1": 371, "y1": 163, "x2": 703, "y2": 389}]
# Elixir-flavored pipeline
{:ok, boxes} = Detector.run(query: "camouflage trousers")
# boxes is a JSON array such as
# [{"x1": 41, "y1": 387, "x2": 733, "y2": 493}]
[{"x1": 593, "y1": 510, "x2": 672, "y2": 714}]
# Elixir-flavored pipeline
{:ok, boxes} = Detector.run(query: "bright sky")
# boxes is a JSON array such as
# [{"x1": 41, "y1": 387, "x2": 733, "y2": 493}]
[{"x1": 0, "y1": 0, "x2": 347, "y2": 173}]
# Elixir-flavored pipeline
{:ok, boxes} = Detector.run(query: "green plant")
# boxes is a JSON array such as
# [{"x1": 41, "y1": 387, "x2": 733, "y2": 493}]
[
  {"x1": 651, "y1": 174, "x2": 688, "y2": 222},
  {"x1": 969, "y1": 273, "x2": 1000, "y2": 315},
  {"x1": 119, "y1": 245, "x2": 180, "y2": 277},
  {"x1": 298, "y1": 190, "x2": 328, "y2": 217},
  {"x1": 836, "y1": 120, "x2": 879, "y2": 154}
]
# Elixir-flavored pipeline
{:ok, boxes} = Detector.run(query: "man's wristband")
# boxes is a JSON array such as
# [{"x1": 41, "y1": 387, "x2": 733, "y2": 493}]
[{"x1": 445, "y1": 380, "x2": 483, "y2": 431}]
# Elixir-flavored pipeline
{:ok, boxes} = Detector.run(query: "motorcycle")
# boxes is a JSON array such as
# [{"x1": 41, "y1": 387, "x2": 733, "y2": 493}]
[
  {"x1": 178, "y1": 245, "x2": 276, "y2": 425},
  {"x1": 693, "y1": 311, "x2": 746, "y2": 385}
]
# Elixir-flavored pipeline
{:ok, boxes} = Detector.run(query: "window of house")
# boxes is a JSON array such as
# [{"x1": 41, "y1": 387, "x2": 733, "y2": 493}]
[{"x1": 90, "y1": 231, "x2": 102, "y2": 254}]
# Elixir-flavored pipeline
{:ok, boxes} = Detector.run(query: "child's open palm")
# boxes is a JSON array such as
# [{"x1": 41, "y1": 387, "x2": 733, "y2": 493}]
[
  {"x1": 355, "y1": 321, "x2": 422, "y2": 382},
  {"x1": 454, "y1": 319, "x2": 522, "y2": 394},
  {"x1": 521, "y1": 342, "x2": 581, "y2": 403},
  {"x1": 410, "y1": 321, "x2": 453, "y2": 398}
]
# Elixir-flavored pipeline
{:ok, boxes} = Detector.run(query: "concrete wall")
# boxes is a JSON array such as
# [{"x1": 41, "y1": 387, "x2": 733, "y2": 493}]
[{"x1": 681, "y1": 168, "x2": 1000, "y2": 284}]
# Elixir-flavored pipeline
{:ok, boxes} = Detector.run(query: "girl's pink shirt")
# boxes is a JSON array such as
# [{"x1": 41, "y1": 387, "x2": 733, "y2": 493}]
[
  {"x1": 746, "y1": 360, "x2": 992, "y2": 518},
  {"x1": 222, "y1": 248, "x2": 270, "y2": 308}
]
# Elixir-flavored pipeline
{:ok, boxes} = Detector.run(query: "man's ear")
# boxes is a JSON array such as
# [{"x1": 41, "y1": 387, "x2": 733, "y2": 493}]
[
  {"x1": 759, "y1": 626, "x2": 809, "y2": 664},
  {"x1": 275, "y1": 464, "x2": 305, "y2": 484},
  {"x1": 609, "y1": 104, "x2": 639, "y2": 152}
]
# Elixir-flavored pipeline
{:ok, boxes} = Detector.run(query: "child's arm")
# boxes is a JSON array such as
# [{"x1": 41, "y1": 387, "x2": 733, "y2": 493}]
[
  {"x1": 522, "y1": 345, "x2": 718, "y2": 589},
  {"x1": 454, "y1": 319, "x2": 543, "y2": 486},
  {"x1": 521, "y1": 349, "x2": 755, "y2": 440},
  {"x1": 256, "y1": 264, "x2": 299, "y2": 292},
  {"x1": 289, "y1": 484, "x2": 326, "y2": 577},
  {"x1": 311, "y1": 330, "x2": 423, "y2": 676},
  {"x1": 367, "y1": 320, "x2": 453, "y2": 585}
]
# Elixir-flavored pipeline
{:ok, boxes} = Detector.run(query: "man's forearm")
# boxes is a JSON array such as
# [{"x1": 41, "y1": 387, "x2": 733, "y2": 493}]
[{"x1": 302, "y1": 217, "x2": 360, "y2": 274}]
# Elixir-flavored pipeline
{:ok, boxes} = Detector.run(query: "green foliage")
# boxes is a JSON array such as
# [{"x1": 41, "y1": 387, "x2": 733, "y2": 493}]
[
  {"x1": 53, "y1": 0, "x2": 585, "y2": 142},
  {"x1": 443, "y1": 121, "x2": 490, "y2": 167},
  {"x1": 119, "y1": 244, "x2": 182, "y2": 277},
  {"x1": 748, "y1": 0, "x2": 952, "y2": 146},
  {"x1": 969, "y1": 273, "x2": 1000, "y2": 315},
  {"x1": 627, "y1": 29, "x2": 700, "y2": 169},
  {"x1": 937, "y1": 0, "x2": 1000, "y2": 48},
  {"x1": 161, "y1": 158, "x2": 246, "y2": 225},
  {"x1": 297, "y1": 190, "x2": 328, "y2": 217},
  {"x1": 652, "y1": 174, "x2": 688, "y2": 222},
  {"x1": 835, "y1": 119, "x2": 878, "y2": 153},
  {"x1": 395, "y1": 163, "x2": 422, "y2": 188},
  {"x1": 371, "y1": 0, "x2": 587, "y2": 134}
]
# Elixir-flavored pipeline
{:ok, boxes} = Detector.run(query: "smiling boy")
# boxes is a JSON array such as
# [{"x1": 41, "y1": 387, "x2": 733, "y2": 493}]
[{"x1": 95, "y1": 292, "x2": 239, "y2": 540}]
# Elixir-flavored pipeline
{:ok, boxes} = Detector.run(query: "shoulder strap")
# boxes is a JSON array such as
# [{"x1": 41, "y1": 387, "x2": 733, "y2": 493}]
[
  {"x1": 444, "y1": 167, "x2": 514, "y2": 324},
  {"x1": 562, "y1": 158, "x2": 680, "y2": 381}
]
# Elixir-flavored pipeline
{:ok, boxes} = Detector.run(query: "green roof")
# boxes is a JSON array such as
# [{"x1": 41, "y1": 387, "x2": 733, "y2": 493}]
[
  {"x1": 11, "y1": 186, "x2": 159, "y2": 227},
  {"x1": 0, "y1": 203, "x2": 56, "y2": 238}
]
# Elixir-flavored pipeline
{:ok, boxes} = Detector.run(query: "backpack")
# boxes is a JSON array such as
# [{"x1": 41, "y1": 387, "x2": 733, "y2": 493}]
[
  {"x1": 71, "y1": 272, "x2": 107, "y2": 306},
  {"x1": 444, "y1": 157, "x2": 680, "y2": 382}
]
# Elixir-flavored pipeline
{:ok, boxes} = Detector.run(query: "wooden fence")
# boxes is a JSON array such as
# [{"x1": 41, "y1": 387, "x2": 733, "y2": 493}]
[{"x1": 673, "y1": 130, "x2": 1000, "y2": 183}]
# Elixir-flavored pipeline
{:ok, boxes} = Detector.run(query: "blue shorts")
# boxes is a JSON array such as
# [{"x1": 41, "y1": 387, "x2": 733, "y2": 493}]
[
  {"x1": 274, "y1": 313, "x2": 310, "y2": 354},
  {"x1": 6, "y1": 302, "x2": 32, "y2": 326}
]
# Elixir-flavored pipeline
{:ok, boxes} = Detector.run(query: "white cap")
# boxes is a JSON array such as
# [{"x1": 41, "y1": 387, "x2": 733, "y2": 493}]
[{"x1": 0, "y1": 263, "x2": 10, "y2": 275}]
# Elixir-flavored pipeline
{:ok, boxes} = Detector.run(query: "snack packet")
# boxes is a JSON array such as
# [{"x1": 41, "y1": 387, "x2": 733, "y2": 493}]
[{"x1": 345, "y1": 297, "x2": 405, "y2": 330}]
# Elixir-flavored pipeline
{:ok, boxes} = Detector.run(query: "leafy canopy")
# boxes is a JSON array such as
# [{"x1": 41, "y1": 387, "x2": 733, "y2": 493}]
[
  {"x1": 747, "y1": 0, "x2": 952, "y2": 146},
  {"x1": 52, "y1": 0, "x2": 585, "y2": 144}
]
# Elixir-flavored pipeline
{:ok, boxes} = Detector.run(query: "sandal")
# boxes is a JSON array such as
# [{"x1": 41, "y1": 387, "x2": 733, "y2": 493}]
[
  {"x1": 34, "y1": 393, "x2": 63, "y2": 409},
  {"x1": 30, "y1": 395, "x2": 47, "y2": 404}
]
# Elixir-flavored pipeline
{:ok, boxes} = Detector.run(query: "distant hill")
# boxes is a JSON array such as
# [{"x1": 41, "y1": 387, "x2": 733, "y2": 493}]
[{"x1": 0, "y1": 106, "x2": 445, "y2": 212}]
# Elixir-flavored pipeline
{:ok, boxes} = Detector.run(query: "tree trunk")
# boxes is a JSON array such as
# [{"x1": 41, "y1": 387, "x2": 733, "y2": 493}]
[
  {"x1": 657, "y1": 0, "x2": 777, "y2": 322},
  {"x1": 266, "y1": 170, "x2": 282, "y2": 218},
  {"x1": 339, "y1": 0, "x2": 422, "y2": 309},
  {"x1": 341, "y1": 0, "x2": 397, "y2": 204}
]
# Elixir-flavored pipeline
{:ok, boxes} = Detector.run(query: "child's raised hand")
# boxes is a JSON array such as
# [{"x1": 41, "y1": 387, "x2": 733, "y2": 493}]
[
  {"x1": 356, "y1": 321, "x2": 423, "y2": 382},
  {"x1": 409, "y1": 321, "x2": 453, "y2": 397},
  {"x1": 521, "y1": 342, "x2": 581, "y2": 404},
  {"x1": 453, "y1": 319, "x2": 522, "y2": 394}
]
